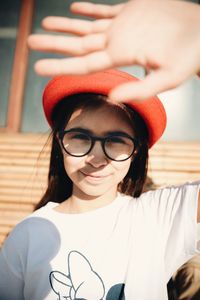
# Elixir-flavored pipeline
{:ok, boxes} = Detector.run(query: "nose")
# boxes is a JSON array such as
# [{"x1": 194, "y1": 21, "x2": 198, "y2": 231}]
[{"x1": 85, "y1": 141, "x2": 108, "y2": 167}]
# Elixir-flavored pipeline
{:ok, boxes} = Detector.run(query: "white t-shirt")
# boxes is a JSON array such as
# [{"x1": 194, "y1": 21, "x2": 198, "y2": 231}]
[{"x1": 0, "y1": 182, "x2": 200, "y2": 300}]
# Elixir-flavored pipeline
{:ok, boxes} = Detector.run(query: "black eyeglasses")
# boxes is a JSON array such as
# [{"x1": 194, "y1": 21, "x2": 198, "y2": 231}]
[{"x1": 58, "y1": 128, "x2": 137, "y2": 162}]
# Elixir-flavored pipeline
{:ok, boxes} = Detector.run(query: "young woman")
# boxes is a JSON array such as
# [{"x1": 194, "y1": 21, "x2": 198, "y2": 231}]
[{"x1": 0, "y1": 69, "x2": 199, "y2": 300}]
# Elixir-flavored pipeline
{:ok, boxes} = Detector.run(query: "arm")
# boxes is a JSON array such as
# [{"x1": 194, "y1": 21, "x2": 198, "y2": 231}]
[
  {"x1": 28, "y1": 0, "x2": 200, "y2": 100},
  {"x1": 198, "y1": 191, "x2": 200, "y2": 223},
  {"x1": 0, "y1": 242, "x2": 24, "y2": 300},
  {"x1": 0, "y1": 221, "x2": 29, "y2": 300}
]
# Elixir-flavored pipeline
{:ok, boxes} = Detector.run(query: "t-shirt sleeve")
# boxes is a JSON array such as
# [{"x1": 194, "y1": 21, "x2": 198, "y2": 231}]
[
  {"x1": 0, "y1": 221, "x2": 27, "y2": 300},
  {"x1": 141, "y1": 181, "x2": 200, "y2": 279}
]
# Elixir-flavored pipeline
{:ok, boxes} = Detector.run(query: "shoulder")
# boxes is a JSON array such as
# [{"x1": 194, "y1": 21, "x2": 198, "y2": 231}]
[
  {"x1": 133, "y1": 182, "x2": 200, "y2": 218},
  {"x1": 139, "y1": 181, "x2": 200, "y2": 201}
]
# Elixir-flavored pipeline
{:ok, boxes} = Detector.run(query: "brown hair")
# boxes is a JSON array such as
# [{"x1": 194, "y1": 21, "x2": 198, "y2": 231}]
[{"x1": 35, "y1": 93, "x2": 149, "y2": 210}]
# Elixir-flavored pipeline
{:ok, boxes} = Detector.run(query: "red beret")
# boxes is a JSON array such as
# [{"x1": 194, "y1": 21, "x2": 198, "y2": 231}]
[{"x1": 43, "y1": 69, "x2": 166, "y2": 147}]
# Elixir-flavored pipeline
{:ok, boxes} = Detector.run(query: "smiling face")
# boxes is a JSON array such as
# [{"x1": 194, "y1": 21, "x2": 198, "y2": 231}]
[{"x1": 61, "y1": 103, "x2": 135, "y2": 201}]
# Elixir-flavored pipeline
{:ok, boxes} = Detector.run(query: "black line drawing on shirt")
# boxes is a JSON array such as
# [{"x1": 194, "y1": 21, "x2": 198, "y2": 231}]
[{"x1": 49, "y1": 250, "x2": 125, "y2": 300}]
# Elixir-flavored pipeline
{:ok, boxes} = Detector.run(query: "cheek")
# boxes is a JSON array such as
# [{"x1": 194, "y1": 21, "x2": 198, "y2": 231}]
[
  {"x1": 63, "y1": 155, "x2": 85, "y2": 175},
  {"x1": 111, "y1": 159, "x2": 132, "y2": 179}
]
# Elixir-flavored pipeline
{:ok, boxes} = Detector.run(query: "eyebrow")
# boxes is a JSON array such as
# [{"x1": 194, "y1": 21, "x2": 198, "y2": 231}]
[{"x1": 66, "y1": 127, "x2": 133, "y2": 137}]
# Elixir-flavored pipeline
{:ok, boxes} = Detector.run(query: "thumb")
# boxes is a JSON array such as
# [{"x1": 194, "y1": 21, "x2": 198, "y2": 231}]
[{"x1": 109, "y1": 70, "x2": 181, "y2": 102}]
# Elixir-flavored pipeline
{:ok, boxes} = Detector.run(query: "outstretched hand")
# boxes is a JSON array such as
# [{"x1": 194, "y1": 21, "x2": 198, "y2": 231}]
[{"x1": 28, "y1": 0, "x2": 200, "y2": 101}]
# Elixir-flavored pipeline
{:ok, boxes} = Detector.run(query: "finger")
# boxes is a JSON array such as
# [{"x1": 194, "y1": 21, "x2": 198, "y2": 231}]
[
  {"x1": 28, "y1": 33, "x2": 106, "y2": 56},
  {"x1": 34, "y1": 51, "x2": 113, "y2": 76},
  {"x1": 70, "y1": 2, "x2": 124, "y2": 19},
  {"x1": 42, "y1": 17, "x2": 111, "y2": 36},
  {"x1": 109, "y1": 70, "x2": 181, "y2": 101}
]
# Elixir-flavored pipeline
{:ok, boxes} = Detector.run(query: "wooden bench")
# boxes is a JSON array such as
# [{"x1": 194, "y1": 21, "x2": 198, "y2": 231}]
[
  {"x1": 148, "y1": 141, "x2": 200, "y2": 186},
  {"x1": 0, "y1": 133, "x2": 200, "y2": 247},
  {"x1": 0, "y1": 133, "x2": 50, "y2": 246}
]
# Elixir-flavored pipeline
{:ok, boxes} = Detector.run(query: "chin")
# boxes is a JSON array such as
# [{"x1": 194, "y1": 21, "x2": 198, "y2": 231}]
[{"x1": 77, "y1": 183, "x2": 117, "y2": 198}]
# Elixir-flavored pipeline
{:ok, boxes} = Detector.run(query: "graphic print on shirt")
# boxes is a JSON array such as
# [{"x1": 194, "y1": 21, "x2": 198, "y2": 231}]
[{"x1": 49, "y1": 250, "x2": 125, "y2": 300}]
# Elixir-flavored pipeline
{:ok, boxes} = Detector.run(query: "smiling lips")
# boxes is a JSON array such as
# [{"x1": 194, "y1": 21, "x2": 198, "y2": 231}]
[{"x1": 81, "y1": 171, "x2": 109, "y2": 182}]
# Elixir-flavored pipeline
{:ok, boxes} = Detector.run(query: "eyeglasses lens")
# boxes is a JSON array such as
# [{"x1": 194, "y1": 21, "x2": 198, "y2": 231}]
[
  {"x1": 63, "y1": 132, "x2": 91, "y2": 156},
  {"x1": 105, "y1": 136, "x2": 134, "y2": 161}
]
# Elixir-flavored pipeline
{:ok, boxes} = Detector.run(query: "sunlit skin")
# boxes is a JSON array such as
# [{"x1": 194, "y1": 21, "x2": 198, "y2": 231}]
[
  {"x1": 27, "y1": 0, "x2": 200, "y2": 101},
  {"x1": 54, "y1": 104, "x2": 135, "y2": 214}
]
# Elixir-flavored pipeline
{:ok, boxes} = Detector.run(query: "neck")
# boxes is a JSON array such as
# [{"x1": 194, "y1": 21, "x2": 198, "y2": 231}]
[{"x1": 61, "y1": 187, "x2": 118, "y2": 214}]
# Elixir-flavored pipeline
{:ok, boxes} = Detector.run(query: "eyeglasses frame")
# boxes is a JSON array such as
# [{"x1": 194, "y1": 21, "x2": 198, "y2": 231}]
[{"x1": 58, "y1": 128, "x2": 138, "y2": 162}]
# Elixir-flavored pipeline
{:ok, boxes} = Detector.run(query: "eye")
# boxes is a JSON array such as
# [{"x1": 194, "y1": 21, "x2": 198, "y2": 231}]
[
  {"x1": 70, "y1": 133, "x2": 90, "y2": 140},
  {"x1": 107, "y1": 136, "x2": 126, "y2": 144}
]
